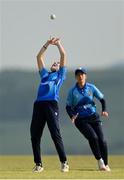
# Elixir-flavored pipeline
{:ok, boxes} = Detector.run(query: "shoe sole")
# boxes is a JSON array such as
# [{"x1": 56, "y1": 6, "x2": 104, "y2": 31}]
[
  {"x1": 61, "y1": 170, "x2": 69, "y2": 172},
  {"x1": 33, "y1": 168, "x2": 44, "y2": 173},
  {"x1": 99, "y1": 167, "x2": 111, "y2": 171}
]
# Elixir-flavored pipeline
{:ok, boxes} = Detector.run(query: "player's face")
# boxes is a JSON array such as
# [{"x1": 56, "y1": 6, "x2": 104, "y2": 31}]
[
  {"x1": 75, "y1": 72, "x2": 87, "y2": 84},
  {"x1": 51, "y1": 62, "x2": 60, "y2": 72}
]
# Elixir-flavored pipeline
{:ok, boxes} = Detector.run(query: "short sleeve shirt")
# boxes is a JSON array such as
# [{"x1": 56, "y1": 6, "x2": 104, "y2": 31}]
[
  {"x1": 66, "y1": 82, "x2": 104, "y2": 117},
  {"x1": 36, "y1": 67, "x2": 66, "y2": 102}
]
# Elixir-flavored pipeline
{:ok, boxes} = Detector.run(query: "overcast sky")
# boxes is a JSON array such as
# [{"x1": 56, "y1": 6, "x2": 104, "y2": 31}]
[{"x1": 0, "y1": 0, "x2": 124, "y2": 70}]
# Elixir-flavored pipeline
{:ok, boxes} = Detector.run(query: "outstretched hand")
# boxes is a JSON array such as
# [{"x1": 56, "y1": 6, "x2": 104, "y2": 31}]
[
  {"x1": 71, "y1": 113, "x2": 79, "y2": 124},
  {"x1": 101, "y1": 111, "x2": 109, "y2": 118},
  {"x1": 48, "y1": 37, "x2": 60, "y2": 46}
]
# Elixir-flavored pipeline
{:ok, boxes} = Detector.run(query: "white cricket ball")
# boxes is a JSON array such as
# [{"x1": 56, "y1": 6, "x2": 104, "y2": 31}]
[{"x1": 50, "y1": 14, "x2": 56, "y2": 20}]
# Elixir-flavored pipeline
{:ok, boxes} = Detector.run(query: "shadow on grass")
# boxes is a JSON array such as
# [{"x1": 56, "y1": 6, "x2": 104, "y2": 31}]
[{"x1": 71, "y1": 168, "x2": 97, "y2": 171}]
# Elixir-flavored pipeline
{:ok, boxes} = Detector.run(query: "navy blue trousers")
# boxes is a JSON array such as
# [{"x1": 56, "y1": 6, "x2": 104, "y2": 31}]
[
  {"x1": 30, "y1": 101, "x2": 67, "y2": 165},
  {"x1": 75, "y1": 114, "x2": 108, "y2": 165}
]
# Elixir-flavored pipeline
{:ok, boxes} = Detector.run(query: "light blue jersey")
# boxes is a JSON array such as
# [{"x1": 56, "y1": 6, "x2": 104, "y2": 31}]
[
  {"x1": 66, "y1": 83, "x2": 104, "y2": 117},
  {"x1": 36, "y1": 67, "x2": 66, "y2": 102}
]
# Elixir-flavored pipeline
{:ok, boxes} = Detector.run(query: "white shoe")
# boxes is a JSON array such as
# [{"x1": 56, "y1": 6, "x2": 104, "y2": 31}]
[
  {"x1": 61, "y1": 162, "x2": 69, "y2": 172},
  {"x1": 106, "y1": 165, "x2": 111, "y2": 171},
  {"x1": 32, "y1": 165, "x2": 44, "y2": 172},
  {"x1": 98, "y1": 158, "x2": 107, "y2": 171}
]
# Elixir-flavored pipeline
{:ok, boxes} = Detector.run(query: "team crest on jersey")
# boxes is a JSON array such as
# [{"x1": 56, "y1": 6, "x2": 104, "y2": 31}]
[{"x1": 88, "y1": 90, "x2": 92, "y2": 96}]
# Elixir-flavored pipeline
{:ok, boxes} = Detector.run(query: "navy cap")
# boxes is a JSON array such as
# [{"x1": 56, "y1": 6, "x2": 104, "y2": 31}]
[{"x1": 75, "y1": 67, "x2": 87, "y2": 75}]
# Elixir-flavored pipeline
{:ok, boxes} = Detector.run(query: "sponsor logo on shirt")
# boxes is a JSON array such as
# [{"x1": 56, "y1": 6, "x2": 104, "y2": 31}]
[{"x1": 83, "y1": 104, "x2": 92, "y2": 109}]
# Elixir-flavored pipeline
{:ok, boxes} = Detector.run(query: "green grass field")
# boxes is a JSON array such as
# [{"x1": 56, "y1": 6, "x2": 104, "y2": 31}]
[{"x1": 0, "y1": 155, "x2": 124, "y2": 179}]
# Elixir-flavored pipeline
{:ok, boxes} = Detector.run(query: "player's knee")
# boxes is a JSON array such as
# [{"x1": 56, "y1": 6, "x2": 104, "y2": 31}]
[
  {"x1": 99, "y1": 139, "x2": 107, "y2": 146},
  {"x1": 89, "y1": 135, "x2": 99, "y2": 143},
  {"x1": 51, "y1": 131, "x2": 61, "y2": 141}
]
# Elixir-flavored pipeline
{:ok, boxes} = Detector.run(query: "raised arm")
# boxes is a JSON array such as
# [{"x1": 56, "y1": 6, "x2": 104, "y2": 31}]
[
  {"x1": 36, "y1": 41, "x2": 49, "y2": 70},
  {"x1": 36, "y1": 38, "x2": 57, "y2": 71},
  {"x1": 37, "y1": 38, "x2": 66, "y2": 70},
  {"x1": 57, "y1": 41, "x2": 66, "y2": 67},
  {"x1": 52, "y1": 38, "x2": 67, "y2": 67}
]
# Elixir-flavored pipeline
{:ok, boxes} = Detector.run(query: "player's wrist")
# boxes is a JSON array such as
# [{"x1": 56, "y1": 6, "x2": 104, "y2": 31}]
[
  {"x1": 43, "y1": 42, "x2": 49, "y2": 49},
  {"x1": 43, "y1": 45, "x2": 47, "y2": 49}
]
